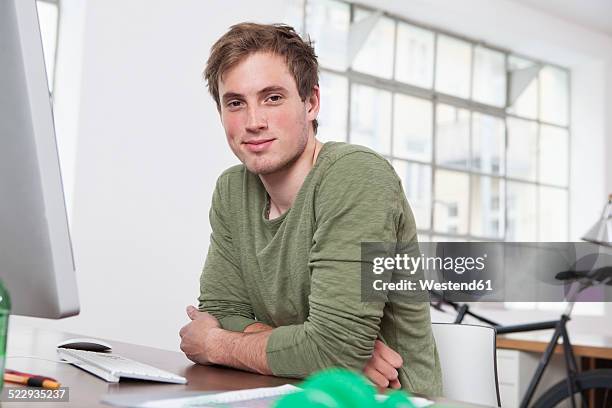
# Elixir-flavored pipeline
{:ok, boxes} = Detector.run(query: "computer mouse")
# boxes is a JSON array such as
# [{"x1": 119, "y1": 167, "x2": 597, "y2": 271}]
[{"x1": 56, "y1": 337, "x2": 113, "y2": 352}]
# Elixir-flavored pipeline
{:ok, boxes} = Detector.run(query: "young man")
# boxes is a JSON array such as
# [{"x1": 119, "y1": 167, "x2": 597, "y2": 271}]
[{"x1": 179, "y1": 22, "x2": 442, "y2": 396}]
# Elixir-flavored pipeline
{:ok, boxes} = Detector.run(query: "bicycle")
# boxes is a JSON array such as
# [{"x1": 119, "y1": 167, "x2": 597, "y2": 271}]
[{"x1": 430, "y1": 265, "x2": 612, "y2": 408}]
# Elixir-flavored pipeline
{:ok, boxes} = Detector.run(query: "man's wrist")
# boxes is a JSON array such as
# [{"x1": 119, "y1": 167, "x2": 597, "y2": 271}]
[
  {"x1": 205, "y1": 326, "x2": 272, "y2": 375},
  {"x1": 207, "y1": 327, "x2": 235, "y2": 366},
  {"x1": 244, "y1": 322, "x2": 273, "y2": 333}
]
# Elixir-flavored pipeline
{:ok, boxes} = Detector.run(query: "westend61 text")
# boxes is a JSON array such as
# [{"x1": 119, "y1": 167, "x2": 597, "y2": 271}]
[{"x1": 373, "y1": 279, "x2": 493, "y2": 292}]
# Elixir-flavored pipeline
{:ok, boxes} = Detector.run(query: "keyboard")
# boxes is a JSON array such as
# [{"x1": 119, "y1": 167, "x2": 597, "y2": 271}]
[{"x1": 57, "y1": 348, "x2": 187, "y2": 384}]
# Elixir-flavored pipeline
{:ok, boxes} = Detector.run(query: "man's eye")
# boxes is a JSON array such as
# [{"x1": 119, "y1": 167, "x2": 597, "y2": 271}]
[
  {"x1": 228, "y1": 101, "x2": 242, "y2": 107},
  {"x1": 267, "y1": 95, "x2": 282, "y2": 103}
]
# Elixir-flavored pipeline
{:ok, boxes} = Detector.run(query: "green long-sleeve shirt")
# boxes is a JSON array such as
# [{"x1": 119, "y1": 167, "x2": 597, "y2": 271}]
[{"x1": 198, "y1": 142, "x2": 442, "y2": 396}]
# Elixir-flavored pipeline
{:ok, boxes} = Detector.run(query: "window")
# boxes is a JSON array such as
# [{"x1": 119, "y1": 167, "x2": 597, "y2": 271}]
[
  {"x1": 303, "y1": 0, "x2": 570, "y2": 243},
  {"x1": 36, "y1": 0, "x2": 60, "y2": 93}
]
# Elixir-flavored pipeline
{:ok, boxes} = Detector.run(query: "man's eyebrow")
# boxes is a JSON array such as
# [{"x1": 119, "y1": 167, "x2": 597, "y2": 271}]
[
  {"x1": 258, "y1": 86, "x2": 288, "y2": 95},
  {"x1": 221, "y1": 92, "x2": 243, "y2": 103}
]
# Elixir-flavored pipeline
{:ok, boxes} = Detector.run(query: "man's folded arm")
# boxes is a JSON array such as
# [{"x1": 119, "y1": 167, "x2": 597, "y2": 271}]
[
  {"x1": 198, "y1": 176, "x2": 258, "y2": 332},
  {"x1": 207, "y1": 294, "x2": 384, "y2": 377},
  {"x1": 265, "y1": 295, "x2": 384, "y2": 377}
]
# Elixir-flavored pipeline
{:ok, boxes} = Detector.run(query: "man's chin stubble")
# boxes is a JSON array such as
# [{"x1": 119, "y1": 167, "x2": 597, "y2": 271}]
[
  {"x1": 248, "y1": 156, "x2": 293, "y2": 175},
  {"x1": 247, "y1": 148, "x2": 305, "y2": 175}
]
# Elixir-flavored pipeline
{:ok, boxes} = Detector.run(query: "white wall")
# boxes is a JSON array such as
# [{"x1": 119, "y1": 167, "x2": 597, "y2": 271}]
[{"x1": 16, "y1": 0, "x2": 612, "y2": 350}]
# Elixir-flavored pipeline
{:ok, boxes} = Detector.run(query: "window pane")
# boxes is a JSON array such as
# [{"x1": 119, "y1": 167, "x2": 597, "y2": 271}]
[
  {"x1": 507, "y1": 56, "x2": 538, "y2": 119},
  {"x1": 539, "y1": 125, "x2": 568, "y2": 187},
  {"x1": 350, "y1": 84, "x2": 391, "y2": 154},
  {"x1": 539, "y1": 187, "x2": 568, "y2": 241},
  {"x1": 506, "y1": 181, "x2": 537, "y2": 241},
  {"x1": 434, "y1": 170, "x2": 469, "y2": 235},
  {"x1": 36, "y1": 1, "x2": 58, "y2": 92},
  {"x1": 418, "y1": 234, "x2": 431, "y2": 242},
  {"x1": 435, "y1": 35, "x2": 472, "y2": 98},
  {"x1": 393, "y1": 94, "x2": 432, "y2": 162},
  {"x1": 472, "y1": 46, "x2": 506, "y2": 107},
  {"x1": 351, "y1": 9, "x2": 395, "y2": 79},
  {"x1": 318, "y1": 72, "x2": 348, "y2": 142},
  {"x1": 431, "y1": 235, "x2": 464, "y2": 242},
  {"x1": 306, "y1": 0, "x2": 350, "y2": 70},
  {"x1": 393, "y1": 160, "x2": 432, "y2": 230},
  {"x1": 470, "y1": 175, "x2": 504, "y2": 238},
  {"x1": 540, "y1": 66, "x2": 569, "y2": 126},
  {"x1": 472, "y1": 113, "x2": 505, "y2": 175},
  {"x1": 436, "y1": 104, "x2": 470, "y2": 169},
  {"x1": 507, "y1": 118, "x2": 537, "y2": 181},
  {"x1": 283, "y1": 0, "x2": 305, "y2": 35},
  {"x1": 395, "y1": 22, "x2": 434, "y2": 88}
]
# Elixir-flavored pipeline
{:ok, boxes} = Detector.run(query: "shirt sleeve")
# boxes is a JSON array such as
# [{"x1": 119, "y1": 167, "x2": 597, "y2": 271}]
[
  {"x1": 198, "y1": 175, "x2": 258, "y2": 333},
  {"x1": 266, "y1": 152, "x2": 406, "y2": 377}
]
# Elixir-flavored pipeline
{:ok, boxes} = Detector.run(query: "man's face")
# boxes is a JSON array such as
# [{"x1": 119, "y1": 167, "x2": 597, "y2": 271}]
[{"x1": 218, "y1": 52, "x2": 319, "y2": 175}]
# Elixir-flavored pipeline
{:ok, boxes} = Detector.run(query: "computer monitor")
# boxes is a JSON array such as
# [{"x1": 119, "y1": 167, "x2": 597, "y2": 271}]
[{"x1": 0, "y1": 0, "x2": 79, "y2": 318}]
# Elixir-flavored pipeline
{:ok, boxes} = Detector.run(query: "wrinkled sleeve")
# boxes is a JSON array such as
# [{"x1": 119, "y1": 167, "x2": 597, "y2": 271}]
[
  {"x1": 198, "y1": 176, "x2": 258, "y2": 333},
  {"x1": 266, "y1": 153, "x2": 403, "y2": 377}
]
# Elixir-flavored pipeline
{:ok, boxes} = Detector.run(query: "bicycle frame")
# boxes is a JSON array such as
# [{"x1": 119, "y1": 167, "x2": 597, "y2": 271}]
[{"x1": 505, "y1": 314, "x2": 580, "y2": 408}]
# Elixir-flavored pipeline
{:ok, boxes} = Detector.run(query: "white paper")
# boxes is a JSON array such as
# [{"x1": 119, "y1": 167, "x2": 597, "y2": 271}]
[
  {"x1": 139, "y1": 384, "x2": 434, "y2": 408},
  {"x1": 140, "y1": 384, "x2": 300, "y2": 408},
  {"x1": 376, "y1": 394, "x2": 434, "y2": 408}
]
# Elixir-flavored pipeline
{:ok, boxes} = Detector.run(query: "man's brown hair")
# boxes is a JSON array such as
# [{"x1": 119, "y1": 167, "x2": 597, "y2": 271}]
[{"x1": 204, "y1": 22, "x2": 319, "y2": 134}]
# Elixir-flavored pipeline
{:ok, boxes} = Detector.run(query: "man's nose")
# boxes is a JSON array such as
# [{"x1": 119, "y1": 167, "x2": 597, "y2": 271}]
[{"x1": 245, "y1": 106, "x2": 267, "y2": 132}]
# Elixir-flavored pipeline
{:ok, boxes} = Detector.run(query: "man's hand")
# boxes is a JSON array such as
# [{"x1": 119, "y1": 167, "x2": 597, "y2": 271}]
[
  {"x1": 179, "y1": 307, "x2": 272, "y2": 374},
  {"x1": 363, "y1": 340, "x2": 403, "y2": 390},
  {"x1": 179, "y1": 305, "x2": 222, "y2": 365}
]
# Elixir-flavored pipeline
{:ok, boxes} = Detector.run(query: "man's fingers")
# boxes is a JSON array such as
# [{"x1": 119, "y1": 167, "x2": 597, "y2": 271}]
[
  {"x1": 374, "y1": 340, "x2": 403, "y2": 368},
  {"x1": 372, "y1": 355, "x2": 398, "y2": 381},
  {"x1": 186, "y1": 305, "x2": 199, "y2": 320},
  {"x1": 389, "y1": 378, "x2": 401, "y2": 389},
  {"x1": 363, "y1": 366, "x2": 389, "y2": 388}
]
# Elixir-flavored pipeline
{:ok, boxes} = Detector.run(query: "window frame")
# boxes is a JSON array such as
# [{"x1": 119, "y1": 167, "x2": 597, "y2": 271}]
[{"x1": 303, "y1": 0, "x2": 572, "y2": 243}]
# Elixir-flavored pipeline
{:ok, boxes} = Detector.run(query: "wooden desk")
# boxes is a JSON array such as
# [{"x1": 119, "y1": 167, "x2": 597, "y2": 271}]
[
  {"x1": 497, "y1": 331, "x2": 612, "y2": 360},
  {"x1": 5, "y1": 323, "x2": 489, "y2": 407}
]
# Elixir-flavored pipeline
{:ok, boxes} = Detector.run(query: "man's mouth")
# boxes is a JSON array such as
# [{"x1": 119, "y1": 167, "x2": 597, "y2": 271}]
[
  {"x1": 244, "y1": 138, "x2": 275, "y2": 145},
  {"x1": 243, "y1": 138, "x2": 275, "y2": 152}
]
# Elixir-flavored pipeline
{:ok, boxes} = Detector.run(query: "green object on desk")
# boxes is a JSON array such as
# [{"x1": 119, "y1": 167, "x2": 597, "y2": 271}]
[{"x1": 274, "y1": 369, "x2": 416, "y2": 408}]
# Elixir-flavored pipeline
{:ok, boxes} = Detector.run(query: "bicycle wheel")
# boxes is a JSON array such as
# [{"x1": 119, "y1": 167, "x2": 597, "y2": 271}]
[{"x1": 532, "y1": 369, "x2": 612, "y2": 408}]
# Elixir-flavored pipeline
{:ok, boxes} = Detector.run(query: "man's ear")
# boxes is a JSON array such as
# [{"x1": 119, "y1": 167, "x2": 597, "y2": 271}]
[{"x1": 306, "y1": 85, "x2": 320, "y2": 121}]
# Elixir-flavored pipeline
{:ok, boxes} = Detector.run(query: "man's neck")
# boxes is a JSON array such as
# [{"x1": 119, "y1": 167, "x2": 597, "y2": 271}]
[{"x1": 260, "y1": 136, "x2": 322, "y2": 220}]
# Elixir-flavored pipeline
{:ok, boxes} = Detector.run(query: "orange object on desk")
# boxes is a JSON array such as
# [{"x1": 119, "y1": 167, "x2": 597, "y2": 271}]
[{"x1": 4, "y1": 369, "x2": 61, "y2": 389}]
